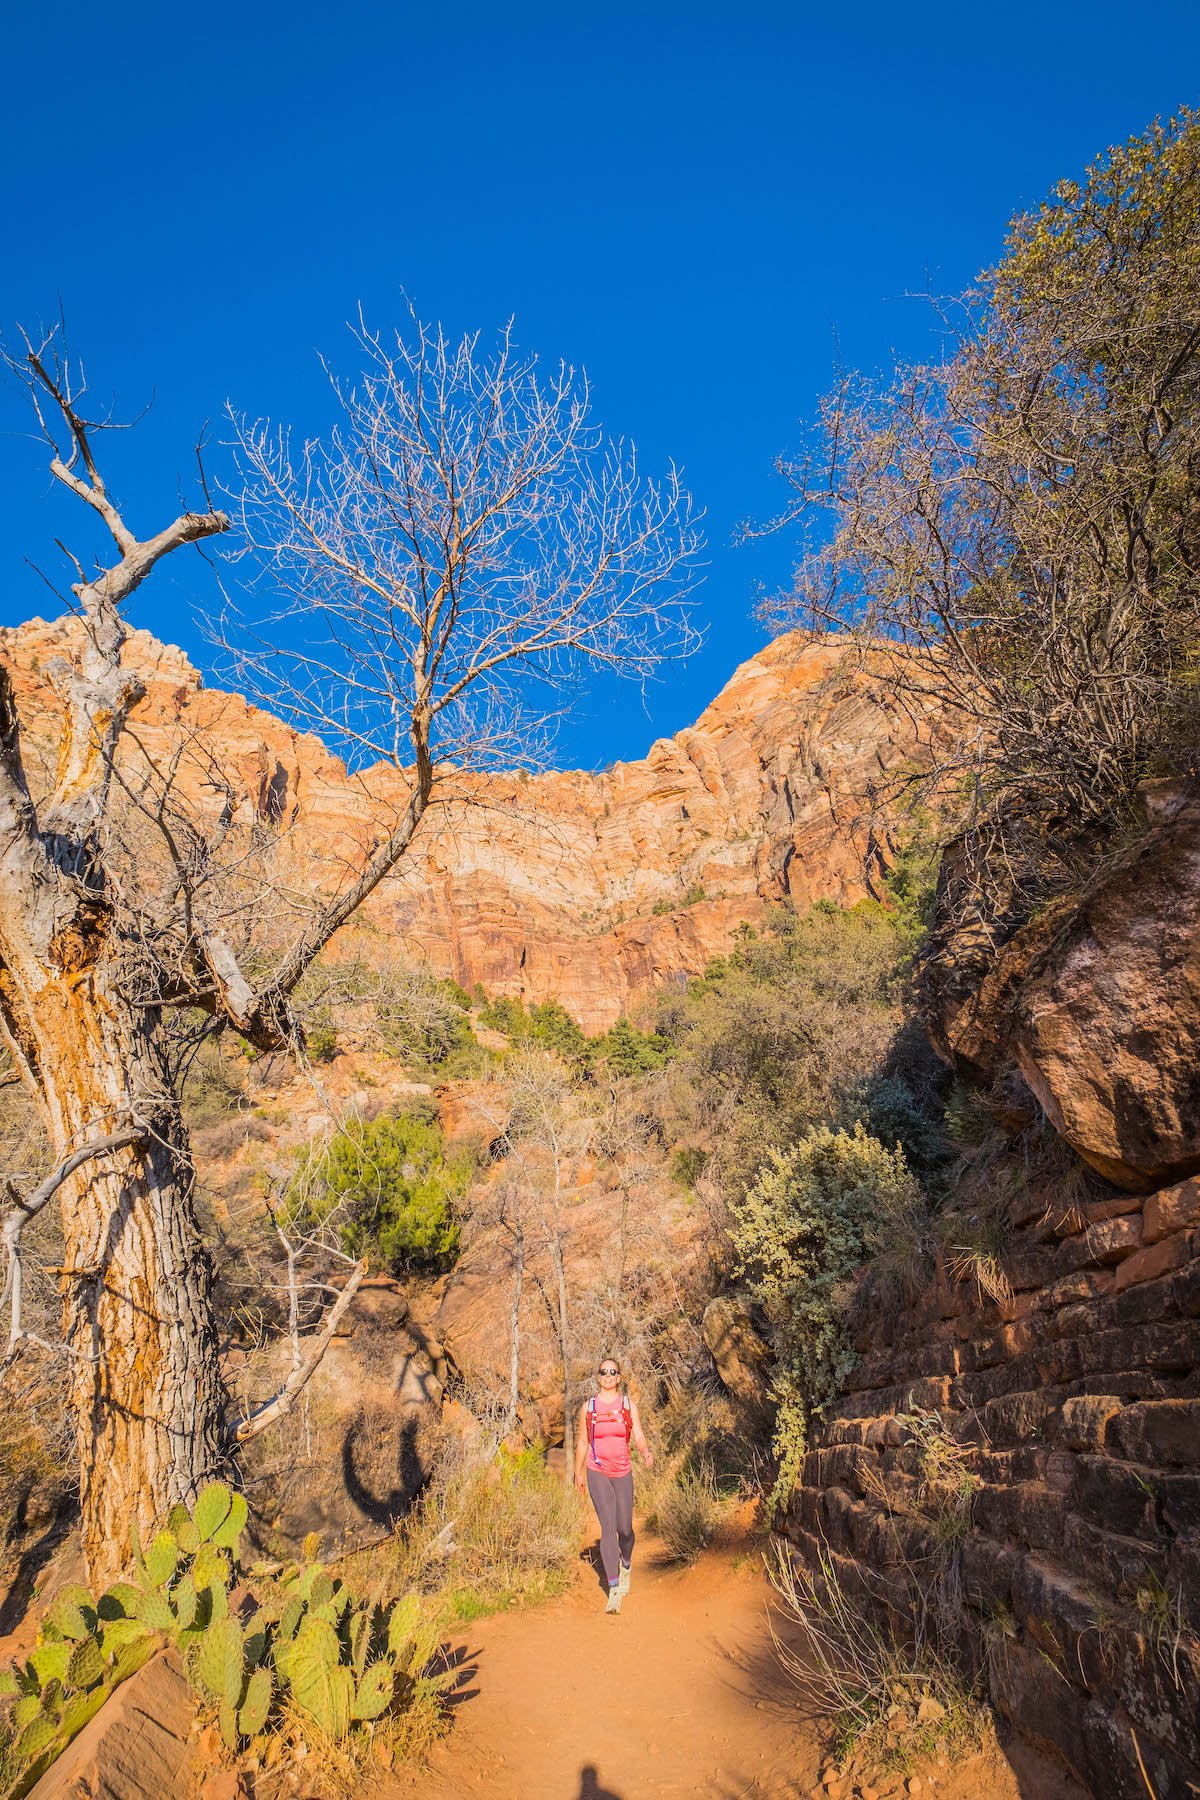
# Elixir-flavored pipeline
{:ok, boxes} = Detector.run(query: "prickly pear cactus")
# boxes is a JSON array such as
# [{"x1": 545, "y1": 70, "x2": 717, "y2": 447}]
[{"x1": 0, "y1": 1478, "x2": 436, "y2": 1791}]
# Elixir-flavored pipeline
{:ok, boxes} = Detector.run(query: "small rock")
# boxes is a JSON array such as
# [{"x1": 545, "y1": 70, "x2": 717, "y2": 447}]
[
  {"x1": 907, "y1": 1780, "x2": 923, "y2": 1797},
  {"x1": 200, "y1": 1776, "x2": 248, "y2": 1800},
  {"x1": 917, "y1": 1696, "x2": 946, "y2": 1727}
]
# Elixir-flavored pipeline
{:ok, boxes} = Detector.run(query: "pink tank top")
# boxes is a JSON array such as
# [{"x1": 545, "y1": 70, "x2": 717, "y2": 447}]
[{"x1": 586, "y1": 1395, "x2": 632, "y2": 1476}]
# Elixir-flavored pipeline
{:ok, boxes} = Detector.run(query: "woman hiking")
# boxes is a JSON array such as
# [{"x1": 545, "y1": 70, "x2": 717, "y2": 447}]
[{"x1": 574, "y1": 1356, "x2": 653, "y2": 1614}]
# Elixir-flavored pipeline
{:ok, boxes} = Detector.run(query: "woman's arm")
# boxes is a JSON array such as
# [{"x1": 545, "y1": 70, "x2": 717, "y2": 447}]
[
  {"x1": 574, "y1": 1403, "x2": 591, "y2": 1490},
  {"x1": 629, "y1": 1400, "x2": 654, "y2": 1468}
]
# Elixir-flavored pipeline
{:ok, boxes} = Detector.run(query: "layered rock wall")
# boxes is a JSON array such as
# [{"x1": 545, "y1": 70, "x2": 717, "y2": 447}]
[
  {"x1": 782, "y1": 1179, "x2": 1200, "y2": 1800},
  {"x1": 1, "y1": 619, "x2": 939, "y2": 1030}
]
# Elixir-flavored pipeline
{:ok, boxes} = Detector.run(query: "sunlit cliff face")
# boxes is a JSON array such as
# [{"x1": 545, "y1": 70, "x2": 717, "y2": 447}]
[{"x1": 2, "y1": 620, "x2": 939, "y2": 1032}]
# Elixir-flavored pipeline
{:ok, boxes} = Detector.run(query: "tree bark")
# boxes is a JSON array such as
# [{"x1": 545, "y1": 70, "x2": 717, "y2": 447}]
[{"x1": 0, "y1": 946, "x2": 228, "y2": 1582}]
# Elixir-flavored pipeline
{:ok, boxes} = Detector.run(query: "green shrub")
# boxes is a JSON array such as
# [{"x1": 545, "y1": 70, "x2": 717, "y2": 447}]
[
  {"x1": 291, "y1": 1109, "x2": 471, "y2": 1274},
  {"x1": 306, "y1": 1016, "x2": 339, "y2": 1063},
  {"x1": 654, "y1": 900, "x2": 920, "y2": 1200},
  {"x1": 732, "y1": 1124, "x2": 921, "y2": 1513},
  {"x1": 590, "y1": 1015, "x2": 673, "y2": 1076}
]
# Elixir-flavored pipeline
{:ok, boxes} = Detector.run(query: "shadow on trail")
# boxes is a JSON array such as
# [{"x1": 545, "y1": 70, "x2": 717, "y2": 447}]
[
  {"x1": 431, "y1": 1638, "x2": 482, "y2": 1713},
  {"x1": 576, "y1": 1766, "x2": 623, "y2": 1799}
]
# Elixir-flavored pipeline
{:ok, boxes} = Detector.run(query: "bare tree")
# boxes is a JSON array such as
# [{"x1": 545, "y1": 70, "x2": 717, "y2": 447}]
[
  {"x1": 498, "y1": 1051, "x2": 594, "y2": 1471},
  {"x1": 0, "y1": 313, "x2": 700, "y2": 1576},
  {"x1": 760, "y1": 111, "x2": 1200, "y2": 956}
]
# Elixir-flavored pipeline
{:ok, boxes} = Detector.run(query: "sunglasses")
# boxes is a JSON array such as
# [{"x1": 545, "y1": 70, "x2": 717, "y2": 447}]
[{"x1": 598, "y1": 1366, "x2": 619, "y2": 1376}]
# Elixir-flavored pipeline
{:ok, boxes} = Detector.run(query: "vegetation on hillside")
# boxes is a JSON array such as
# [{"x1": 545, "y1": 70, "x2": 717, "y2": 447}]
[{"x1": 768, "y1": 106, "x2": 1200, "y2": 946}]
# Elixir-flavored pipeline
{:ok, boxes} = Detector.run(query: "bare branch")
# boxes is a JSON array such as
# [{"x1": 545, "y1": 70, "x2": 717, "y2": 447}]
[
  {"x1": 234, "y1": 1257, "x2": 367, "y2": 1442},
  {"x1": 1, "y1": 1125, "x2": 142, "y2": 1368}
]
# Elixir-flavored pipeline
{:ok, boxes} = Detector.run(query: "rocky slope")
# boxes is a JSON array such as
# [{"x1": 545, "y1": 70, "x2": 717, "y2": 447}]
[{"x1": 1, "y1": 619, "x2": 937, "y2": 1029}]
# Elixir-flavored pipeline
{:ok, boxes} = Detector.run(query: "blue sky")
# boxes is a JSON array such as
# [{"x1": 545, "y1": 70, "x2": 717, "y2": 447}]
[{"x1": 2, "y1": 1, "x2": 1196, "y2": 769}]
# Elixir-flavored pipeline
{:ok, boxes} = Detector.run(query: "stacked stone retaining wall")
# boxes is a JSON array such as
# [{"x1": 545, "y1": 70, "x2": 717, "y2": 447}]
[{"x1": 780, "y1": 1177, "x2": 1200, "y2": 1800}]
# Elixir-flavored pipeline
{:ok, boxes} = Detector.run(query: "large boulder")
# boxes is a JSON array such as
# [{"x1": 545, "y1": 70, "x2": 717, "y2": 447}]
[
  {"x1": 701, "y1": 1295, "x2": 772, "y2": 1409},
  {"x1": 238, "y1": 1276, "x2": 445, "y2": 1555},
  {"x1": 929, "y1": 787, "x2": 1200, "y2": 1192},
  {"x1": 26, "y1": 1651, "x2": 196, "y2": 1800}
]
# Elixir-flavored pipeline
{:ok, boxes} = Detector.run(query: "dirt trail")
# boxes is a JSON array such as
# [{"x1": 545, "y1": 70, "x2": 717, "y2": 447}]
[{"x1": 388, "y1": 1521, "x2": 1064, "y2": 1800}]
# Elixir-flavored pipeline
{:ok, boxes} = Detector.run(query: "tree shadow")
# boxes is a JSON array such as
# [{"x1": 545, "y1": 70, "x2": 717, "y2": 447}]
[
  {"x1": 340, "y1": 1409, "x2": 426, "y2": 1527},
  {"x1": 576, "y1": 1765, "x2": 623, "y2": 1799},
  {"x1": 0, "y1": 1496, "x2": 76, "y2": 1636}
]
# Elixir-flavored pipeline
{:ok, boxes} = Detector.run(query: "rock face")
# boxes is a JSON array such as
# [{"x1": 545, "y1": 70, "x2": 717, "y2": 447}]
[
  {"x1": 1, "y1": 619, "x2": 938, "y2": 1031},
  {"x1": 701, "y1": 1295, "x2": 772, "y2": 1411},
  {"x1": 237, "y1": 1275, "x2": 447, "y2": 1556},
  {"x1": 782, "y1": 1176, "x2": 1200, "y2": 1800},
  {"x1": 26, "y1": 1650, "x2": 196, "y2": 1800},
  {"x1": 928, "y1": 789, "x2": 1200, "y2": 1193}
]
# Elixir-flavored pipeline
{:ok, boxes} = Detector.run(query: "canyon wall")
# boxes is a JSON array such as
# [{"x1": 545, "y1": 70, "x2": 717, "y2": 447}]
[
  {"x1": 782, "y1": 791, "x2": 1200, "y2": 1800},
  {"x1": 783, "y1": 1177, "x2": 1200, "y2": 1800},
  {"x1": 1, "y1": 619, "x2": 937, "y2": 1029}
]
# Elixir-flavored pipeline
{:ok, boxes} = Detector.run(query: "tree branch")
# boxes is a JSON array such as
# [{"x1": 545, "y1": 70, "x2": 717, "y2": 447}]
[
  {"x1": 234, "y1": 1257, "x2": 367, "y2": 1442},
  {"x1": 1, "y1": 1126, "x2": 143, "y2": 1369}
]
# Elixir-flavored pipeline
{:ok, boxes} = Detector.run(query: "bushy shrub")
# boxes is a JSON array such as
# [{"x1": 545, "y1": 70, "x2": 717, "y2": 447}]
[
  {"x1": 649, "y1": 1466, "x2": 722, "y2": 1563},
  {"x1": 654, "y1": 900, "x2": 923, "y2": 1200},
  {"x1": 732, "y1": 1124, "x2": 922, "y2": 1512},
  {"x1": 291, "y1": 1108, "x2": 471, "y2": 1274},
  {"x1": 0, "y1": 1482, "x2": 444, "y2": 1794}
]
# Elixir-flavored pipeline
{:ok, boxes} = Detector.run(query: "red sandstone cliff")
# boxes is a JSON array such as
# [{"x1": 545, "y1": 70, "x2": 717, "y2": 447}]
[{"x1": 1, "y1": 619, "x2": 937, "y2": 1029}]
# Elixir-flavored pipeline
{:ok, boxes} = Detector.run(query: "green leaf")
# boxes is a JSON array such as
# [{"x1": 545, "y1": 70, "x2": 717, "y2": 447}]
[
  {"x1": 172, "y1": 1572, "x2": 198, "y2": 1632},
  {"x1": 57, "y1": 1683, "x2": 111, "y2": 1743},
  {"x1": 130, "y1": 1588, "x2": 175, "y2": 1633},
  {"x1": 387, "y1": 1592, "x2": 420, "y2": 1659},
  {"x1": 109, "y1": 1637, "x2": 157, "y2": 1688},
  {"x1": 276, "y1": 1596, "x2": 303, "y2": 1644},
  {"x1": 196, "y1": 1616, "x2": 244, "y2": 1706},
  {"x1": 237, "y1": 1665, "x2": 272, "y2": 1738},
  {"x1": 209, "y1": 1491, "x2": 248, "y2": 1551},
  {"x1": 98, "y1": 1582, "x2": 142, "y2": 1622},
  {"x1": 65, "y1": 1638, "x2": 105, "y2": 1692},
  {"x1": 176, "y1": 1517, "x2": 201, "y2": 1555},
  {"x1": 144, "y1": 1530, "x2": 179, "y2": 1588},
  {"x1": 192, "y1": 1481, "x2": 233, "y2": 1543},
  {"x1": 11, "y1": 1694, "x2": 43, "y2": 1732},
  {"x1": 219, "y1": 1697, "x2": 240, "y2": 1752},
  {"x1": 28, "y1": 1643, "x2": 70, "y2": 1686},
  {"x1": 98, "y1": 1619, "x2": 151, "y2": 1656},
  {"x1": 48, "y1": 1585, "x2": 96, "y2": 1642},
  {"x1": 352, "y1": 1660, "x2": 394, "y2": 1721},
  {"x1": 191, "y1": 1543, "x2": 229, "y2": 1593},
  {"x1": 15, "y1": 1713, "x2": 60, "y2": 1763}
]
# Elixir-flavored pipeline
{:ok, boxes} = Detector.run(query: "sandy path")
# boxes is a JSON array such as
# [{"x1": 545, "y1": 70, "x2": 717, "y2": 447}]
[
  {"x1": 385, "y1": 1518, "x2": 1086, "y2": 1800},
  {"x1": 390, "y1": 1528, "x2": 819, "y2": 1800}
]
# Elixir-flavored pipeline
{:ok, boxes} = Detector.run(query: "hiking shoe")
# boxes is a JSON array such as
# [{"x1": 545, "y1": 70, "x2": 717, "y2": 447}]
[
  {"x1": 605, "y1": 1588, "x2": 622, "y2": 1615},
  {"x1": 617, "y1": 1562, "x2": 632, "y2": 1597}
]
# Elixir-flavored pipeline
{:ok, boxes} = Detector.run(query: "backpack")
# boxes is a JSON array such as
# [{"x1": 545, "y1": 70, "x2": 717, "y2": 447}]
[{"x1": 586, "y1": 1394, "x2": 632, "y2": 1461}]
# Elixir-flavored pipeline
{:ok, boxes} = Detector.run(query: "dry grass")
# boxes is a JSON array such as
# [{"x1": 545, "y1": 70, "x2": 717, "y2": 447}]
[
  {"x1": 363, "y1": 1430, "x2": 584, "y2": 1621},
  {"x1": 769, "y1": 1542, "x2": 991, "y2": 1771},
  {"x1": 646, "y1": 1465, "x2": 723, "y2": 1563}
]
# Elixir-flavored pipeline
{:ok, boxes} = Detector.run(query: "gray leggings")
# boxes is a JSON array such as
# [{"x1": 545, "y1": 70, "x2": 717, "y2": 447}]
[{"x1": 586, "y1": 1468, "x2": 635, "y2": 1586}]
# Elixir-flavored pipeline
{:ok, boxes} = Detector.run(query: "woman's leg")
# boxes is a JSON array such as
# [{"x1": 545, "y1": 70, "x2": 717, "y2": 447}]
[
  {"x1": 586, "y1": 1469, "x2": 621, "y2": 1586},
  {"x1": 614, "y1": 1471, "x2": 635, "y2": 1568}
]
